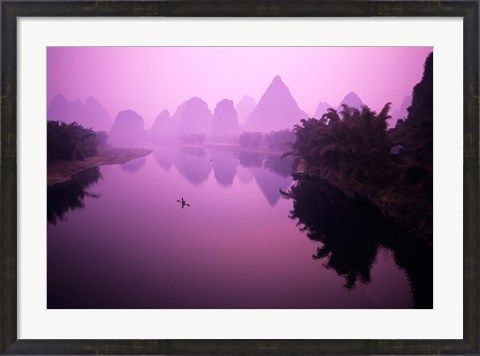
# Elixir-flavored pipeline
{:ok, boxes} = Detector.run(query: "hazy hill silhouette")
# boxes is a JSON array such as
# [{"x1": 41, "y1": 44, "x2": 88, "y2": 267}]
[
  {"x1": 148, "y1": 109, "x2": 176, "y2": 141},
  {"x1": 236, "y1": 95, "x2": 256, "y2": 125},
  {"x1": 108, "y1": 110, "x2": 146, "y2": 146},
  {"x1": 243, "y1": 75, "x2": 307, "y2": 132},
  {"x1": 48, "y1": 94, "x2": 83, "y2": 124},
  {"x1": 314, "y1": 101, "x2": 332, "y2": 119},
  {"x1": 83, "y1": 97, "x2": 112, "y2": 131},
  {"x1": 176, "y1": 97, "x2": 213, "y2": 136},
  {"x1": 172, "y1": 101, "x2": 187, "y2": 122},
  {"x1": 210, "y1": 99, "x2": 241, "y2": 141},
  {"x1": 47, "y1": 94, "x2": 112, "y2": 131},
  {"x1": 337, "y1": 92, "x2": 364, "y2": 110}
]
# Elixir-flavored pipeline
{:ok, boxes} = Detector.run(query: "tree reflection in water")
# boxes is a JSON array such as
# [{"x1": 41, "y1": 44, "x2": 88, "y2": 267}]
[
  {"x1": 283, "y1": 176, "x2": 433, "y2": 308},
  {"x1": 47, "y1": 167, "x2": 102, "y2": 225},
  {"x1": 237, "y1": 151, "x2": 263, "y2": 168},
  {"x1": 264, "y1": 154, "x2": 293, "y2": 177}
]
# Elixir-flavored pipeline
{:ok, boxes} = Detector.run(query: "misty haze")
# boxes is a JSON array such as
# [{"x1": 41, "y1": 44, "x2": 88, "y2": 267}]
[{"x1": 47, "y1": 47, "x2": 433, "y2": 309}]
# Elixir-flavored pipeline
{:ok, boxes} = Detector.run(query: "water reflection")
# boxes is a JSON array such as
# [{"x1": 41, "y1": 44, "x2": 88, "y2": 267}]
[
  {"x1": 120, "y1": 157, "x2": 146, "y2": 172},
  {"x1": 47, "y1": 167, "x2": 102, "y2": 225},
  {"x1": 250, "y1": 167, "x2": 292, "y2": 206},
  {"x1": 283, "y1": 176, "x2": 433, "y2": 308},
  {"x1": 237, "y1": 151, "x2": 263, "y2": 168},
  {"x1": 249, "y1": 154, "x2": 293, "y2": 206},
  {"x1": 152, "y1": 145, "x2": 176, "y2": 171},
  {"x1": 211, "y1": 150, "x2": 237, "y2": 186},
  {"x1": 151, "y1": 146, "x2": 294, "y2": 206},
  {"x1": 264, "y1": 154, "x2": 293, "y2": 177},
  {"x1": 48, "y1": 145, "x2": 432, "y2": 309},
  {"x1": 175, "y1": 147, "x2": 212, "y2": 185},
  {"x1": 236, "y1": 165, "x2": 254, "y2": 184}
]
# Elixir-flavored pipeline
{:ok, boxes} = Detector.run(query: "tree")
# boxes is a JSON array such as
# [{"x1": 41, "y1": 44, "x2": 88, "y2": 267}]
[
  {"x1": 178, "y1": 134, "x2": 206, "y2": 145},
  {"x1": 264, "y1": 129, "x2": 295, "y2": 150},
  {"x1": 47, "y1": 121, "x2": 102, "y2": 162},
  {"x1": 238, "y1": 132, "x2": 264, "y2": 148},
  {"x1": 290, "y1": 103, "x2": 391, "y2": 183}
]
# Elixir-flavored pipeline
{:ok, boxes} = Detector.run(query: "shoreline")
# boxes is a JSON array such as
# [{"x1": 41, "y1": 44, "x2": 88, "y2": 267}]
[
  {"x1": 150, "y1": 142, "x2": 288, "y2": 156},
  {"x1": 47, "y1": 147, "x2": 152, "y2": 186},
  {"x1": 203, "y1": 143, "x2": 287, "y2": 155},
  {"x1": 293, "y1": 167, "x2": 432, "y2": 243}
]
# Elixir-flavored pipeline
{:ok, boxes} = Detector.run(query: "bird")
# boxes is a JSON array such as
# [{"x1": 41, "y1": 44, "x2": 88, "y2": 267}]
[{"x1": 176, "y1": 197, "x2": 190, "y2": 208}]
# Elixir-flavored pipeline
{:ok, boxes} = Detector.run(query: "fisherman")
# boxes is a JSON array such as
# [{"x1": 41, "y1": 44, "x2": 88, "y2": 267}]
[{"x1": 176, "y1": 197, "x2": 190, "y2": 208}]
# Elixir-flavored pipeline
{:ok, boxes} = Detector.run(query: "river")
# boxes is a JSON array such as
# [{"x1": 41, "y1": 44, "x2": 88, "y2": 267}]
[{"x1": 47, "y1": 145, "x2": 432, "y2": 308}]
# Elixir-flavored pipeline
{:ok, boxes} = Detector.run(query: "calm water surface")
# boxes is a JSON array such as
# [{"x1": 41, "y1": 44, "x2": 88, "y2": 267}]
[{"x1": 47, "y1": 145, "x2": 432, "y2": 308}]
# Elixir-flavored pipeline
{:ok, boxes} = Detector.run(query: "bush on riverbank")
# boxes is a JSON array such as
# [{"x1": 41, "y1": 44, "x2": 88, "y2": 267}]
[{"x1": 47, "y1": 120, "x2": 107, "y2": 162}]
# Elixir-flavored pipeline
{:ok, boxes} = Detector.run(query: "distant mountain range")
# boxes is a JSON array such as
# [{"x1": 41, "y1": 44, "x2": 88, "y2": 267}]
[
  {"x1": 243, "y1": 75, "x2": 307, "y2": 132},
  {"x1": 47, "y1": 94, "x2": 112, "y2": 132},
  {"x1": 48, "y1": 77, "x2": 407, "y2": 145}
]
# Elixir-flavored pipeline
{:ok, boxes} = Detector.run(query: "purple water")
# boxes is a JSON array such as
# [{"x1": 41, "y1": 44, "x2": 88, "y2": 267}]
[{"x1": 47, "y1": 145, "x2": 428, "y2": 309}]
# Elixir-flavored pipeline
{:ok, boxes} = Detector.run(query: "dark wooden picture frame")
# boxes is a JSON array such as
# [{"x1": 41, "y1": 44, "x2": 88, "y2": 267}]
[{"x1": 1, "y1": 1, "x2": 478, "y2": 354}]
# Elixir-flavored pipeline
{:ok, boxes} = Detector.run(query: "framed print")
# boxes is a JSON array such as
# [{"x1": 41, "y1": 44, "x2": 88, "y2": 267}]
[{"x1": 1, "y1": 1, "x2": 479, "y2": 354}]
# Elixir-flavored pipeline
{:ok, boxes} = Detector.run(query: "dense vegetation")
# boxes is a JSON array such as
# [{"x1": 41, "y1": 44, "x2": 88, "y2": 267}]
[
  {"x1": 287, "y1": 53, "x2": 433, "y2": 238},
  {"x1": 178, "y1": 134, "x2": 206, "y2": 145},
  {"x1": 238, "y1": 129, "x2": 295, "y2": 151},
  {"x1": 238, "y1": 131, "x2": 264, "y2": 148},
  {"x1": 47, "y1": 121, "x2": 107, "y2": 162},
  {"x1": 264, "y1": 129, "x2": 296, "y2": 150},
  {"x1": 288, "y1": 103, "x2": 391, "y2": 184}
]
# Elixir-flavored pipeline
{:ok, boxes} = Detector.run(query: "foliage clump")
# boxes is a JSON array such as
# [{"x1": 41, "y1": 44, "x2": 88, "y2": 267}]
[
  {"x1": 178, "y1": 134, "x2": 206, "y2": 145},
  {"x1": 289, "y1": 103, "x2": 391, "y2": 185},
  {"x1": 47, "y1": 121, "x2": 107, "y2": 162}
]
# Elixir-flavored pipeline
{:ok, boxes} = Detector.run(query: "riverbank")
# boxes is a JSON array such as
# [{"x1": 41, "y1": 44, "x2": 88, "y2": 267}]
[
  {"x1": 206, "y1": 143, "x2": 286, "y2": 155},
  {"x1": 166, "y1": 142, "x2": 287, "y2": 155},
  {"x1": 47, "y1": 147, "x2": 152, "y2": 186},
  {"x1": 294, "y1": 163, "x2": 433, "y2": 243}
]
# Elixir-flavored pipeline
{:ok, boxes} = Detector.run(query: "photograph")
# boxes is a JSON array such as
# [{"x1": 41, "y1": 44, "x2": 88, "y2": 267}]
[{"x1": 46, "y1": 46, "x2": 433, "y2": 309}]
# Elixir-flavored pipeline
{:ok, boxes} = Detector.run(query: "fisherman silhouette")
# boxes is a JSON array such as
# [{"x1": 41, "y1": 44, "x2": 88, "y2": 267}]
[{"x1": 176, "y1": 197, "x2": 190, "y2": 208}]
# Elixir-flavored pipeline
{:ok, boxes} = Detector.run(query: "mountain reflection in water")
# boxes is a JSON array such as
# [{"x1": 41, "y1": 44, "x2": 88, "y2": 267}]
[
  {"x1": 47, "y1": 145, "x2": 431, "y2": 308},
  {"x1": 150, "y1": 146, "x2": 294, "y2": 205},
  {"x1": 47, "y1": 147, "x2": 294, "y2": 222}
]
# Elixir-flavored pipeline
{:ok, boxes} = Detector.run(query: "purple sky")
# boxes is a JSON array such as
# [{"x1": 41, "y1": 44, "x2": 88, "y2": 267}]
[{"x1": 47, "y1": 47, "x2": 432, "y2": 127}]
